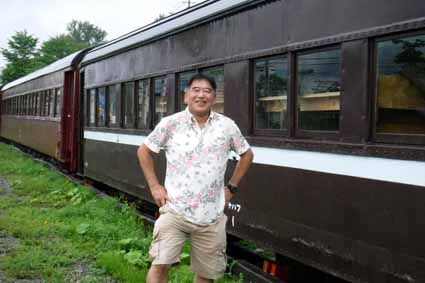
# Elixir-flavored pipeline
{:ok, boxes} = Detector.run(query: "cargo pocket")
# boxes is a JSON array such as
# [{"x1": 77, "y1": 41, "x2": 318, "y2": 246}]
[
  {"x1": 215, "y1": 245, "x2": 227, "y2": 275},
  {"x1": 149, "y1": 221, "x2": 162, "y2": 261}
]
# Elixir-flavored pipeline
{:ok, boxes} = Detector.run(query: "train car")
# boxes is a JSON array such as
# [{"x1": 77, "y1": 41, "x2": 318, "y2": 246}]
[
  {"x1": 79, "y1": 0, "x2": 425, "y2": 282},
  {"x1": 0, "y1": 0, "x2": 422, "y2": 282},
  {"x1": 0, "y1": 51, "x2": 87, "y2": 172}
]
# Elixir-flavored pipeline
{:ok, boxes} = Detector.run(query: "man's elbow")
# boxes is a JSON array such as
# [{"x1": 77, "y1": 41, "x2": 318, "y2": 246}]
[
  {"x1": 241, "y1": 148, "x2": 254, "y2": 163},
  {"x1": 137, "y1": 144, "x2": 151, "y2": 162}
]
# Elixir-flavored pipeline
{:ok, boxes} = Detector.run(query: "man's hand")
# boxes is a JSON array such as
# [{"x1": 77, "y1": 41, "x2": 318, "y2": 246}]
[
  {"x1": 151, "y1": 184, "x2": 169, "y2": 207},
  {"x1": 224, "y1": 186, "x2": 233, "y2": 207}
]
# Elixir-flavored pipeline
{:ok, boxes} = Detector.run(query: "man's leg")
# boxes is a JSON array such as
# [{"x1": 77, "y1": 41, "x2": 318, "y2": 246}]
[
  {"x1": 194, "y1": 274, "x2": 213, "y2": 283},
  {"x1": 191, "y1": 215, "x2": 228, "y2": 281},
  {"x1": 147, "y1": 264, "x2": 169, "y2": 283}
]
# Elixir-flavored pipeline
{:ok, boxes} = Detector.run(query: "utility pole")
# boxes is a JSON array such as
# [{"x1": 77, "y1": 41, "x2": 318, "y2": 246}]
[{"x1": 182, "y1": 0, "x2": 196, "y2": 8}]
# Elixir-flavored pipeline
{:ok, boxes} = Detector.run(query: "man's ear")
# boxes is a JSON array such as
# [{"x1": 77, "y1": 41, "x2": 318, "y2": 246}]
[{"x1": 183, "y1": 91, "x2": 188, "y2": 104}]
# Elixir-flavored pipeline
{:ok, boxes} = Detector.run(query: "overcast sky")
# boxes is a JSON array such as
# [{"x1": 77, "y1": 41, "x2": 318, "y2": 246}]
[{"x1": 0, "y1": 0, "x2": 203, "y2": 69}]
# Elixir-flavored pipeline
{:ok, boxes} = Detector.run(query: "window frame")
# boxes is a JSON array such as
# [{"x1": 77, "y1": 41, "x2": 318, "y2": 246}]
[
  {"x1": 136, "y1": 78, "x2": 152, "y2": 130},
  {"x1": 372, "y1": 30, "x2": 425, "y2": 145},
  {"x1": 87, "y1": 89, "x2": 96, "y2": 127},
  {"x1": 253, "y1": 55, "x2": 290, "y2": 137},
  {"x1": 177, "y1": 70, "x2": 198, "y2": 112},
  {"x1": 97, "y1": 87, "x2": 106, "y2": 127},
  {"x1": 153, "y1": 76, "x2": 168, "y2": 126},
  {"x1": 122, "y1": 81, "x2": 136, "y2": 129},
  {"x1": 107, "y1": 84, "x2": 120, "y2": 128},
  {"x1": 294, "y1": 45, "x2": 342, "y2": 140}
]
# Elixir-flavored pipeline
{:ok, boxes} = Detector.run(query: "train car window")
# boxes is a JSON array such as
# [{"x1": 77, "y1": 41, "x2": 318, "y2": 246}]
[
  {"x1": 28, "y1": 94, "x2": 31, "y2": 116},
  {"x1": 45, "y1": 90, "x2": 51, "y2": 116},
  {"x1": 297, "y1": 48, "x2": 341, "y2": 131},
  {"x1": 89, "y1": 89, "x2": 96, "y2": 126},
  {"x1": 154, "y1": 77, "x2": 167, "y2": 125},
  {"x1": 375, "y1": 33, "x2": 425, "y2": 136},
  {"x1": 201, "y1": 66, "x2": 224, "y2": 114},
  {"x1": 26, "y1": 95, "x2": 29, "y2": 115},
  {"x1": 35, "y1": 93, "x2": 40, "y2": 116},
  {"x1": 41, "y1": 91, "x2": 46, "y2": 116},
  {"x1": 107, "y1": 84, "x2": 119, "y2": 127},
  {"x1": 254, "y1": 57, "x2": 289, "y2": 130},
  {"x1": 48, "y1": 90, "x2": 54, "y2": 117},
  {"x1": 34, "y1": 93, "x2": 37, "y2": 116},
  {"x1": 55, "y1": 88, "x2": 62, "y2": 118},
  {"x1": 177, "y1": 71, "x2": 197, "y2": 111},
  {"x1": 98, "y1": 87, "x2": 106, "y2": 127},
  {"x1": 137, "y1": 79, "x2": 150, "y2": 129},
  {"x1": 23, "y1": 95, "x2": 27, "y2": 115},
  {"x1": 123, "y1": 82, "x2": 135, "y2": 128}
]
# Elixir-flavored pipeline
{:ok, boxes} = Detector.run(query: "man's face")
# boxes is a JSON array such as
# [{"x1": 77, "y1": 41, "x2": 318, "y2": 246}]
[{"x1": 184, "y1": 79, "x2": 216, "y2": 117}]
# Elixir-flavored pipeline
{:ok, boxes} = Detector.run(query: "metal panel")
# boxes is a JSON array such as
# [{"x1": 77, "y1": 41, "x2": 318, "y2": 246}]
[
  {"x1": 225, "y1": 161, "x2": 425, "y2": 283},
  {"x1": 224, "y1": 60, "x2": 251, "y2": 135},
  {"x1": 340, "y1": 40, "x2": 369, "y2": 143},
  {"x1": 0, "y1": 116, "x2": 61, "y2": 159}
]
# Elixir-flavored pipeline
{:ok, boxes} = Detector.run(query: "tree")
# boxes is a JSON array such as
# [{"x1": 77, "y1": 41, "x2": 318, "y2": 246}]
[
  {"x1": 0, "y1": 30, "x2": 39, "y2": 84},
  {"x1": 37, "y1": 34, "x2": 86, "y2": 66},
  {"x1": 66, "y1": 20, "x2": 107, "y2": 46},
  {"x1": 154, "y1": 14, "x2": 167, "y2": 22}
]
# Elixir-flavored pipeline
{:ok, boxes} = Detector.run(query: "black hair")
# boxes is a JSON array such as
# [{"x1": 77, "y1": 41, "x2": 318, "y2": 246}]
[{"x1": 187, "y1": 73, "x2": 217, "y2": 91}]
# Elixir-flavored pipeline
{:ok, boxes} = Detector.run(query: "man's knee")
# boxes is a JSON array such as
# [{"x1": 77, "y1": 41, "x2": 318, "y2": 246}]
[
  {"x1": 147, "y1": 264, "x2": 169, "y2": 283},
  {"x1": 194, "y1": 274, "x2": 214, "y2": 283}
]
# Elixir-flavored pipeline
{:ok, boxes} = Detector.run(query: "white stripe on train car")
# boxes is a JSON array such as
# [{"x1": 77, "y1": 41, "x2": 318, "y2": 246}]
[{"x1": 84, "y1": 130, "x2": 425, "y2": 188}]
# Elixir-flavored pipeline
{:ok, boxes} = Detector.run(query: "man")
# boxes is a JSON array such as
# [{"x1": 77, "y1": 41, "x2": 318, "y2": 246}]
[{"x1": 137, "y1": 73, "x2": 253, "y2": 283}]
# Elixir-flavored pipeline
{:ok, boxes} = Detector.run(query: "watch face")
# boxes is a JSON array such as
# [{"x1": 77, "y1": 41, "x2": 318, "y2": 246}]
[{"x1": 228, "y1": 184, "x2": 237, "y2": 194}]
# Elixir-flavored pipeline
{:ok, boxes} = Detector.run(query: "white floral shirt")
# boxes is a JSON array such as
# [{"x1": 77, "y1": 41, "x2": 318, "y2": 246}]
[{"x1": 144, "y1": 108, "x2": 250, "y2": 225}]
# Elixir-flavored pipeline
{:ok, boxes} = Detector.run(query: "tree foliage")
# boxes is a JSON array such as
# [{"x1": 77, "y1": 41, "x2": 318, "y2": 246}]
[
  {"x1": 37, "y1": 34, "x2": 86, "y2": 66},
  {"x1": 1, "y1": 20, "x2": 107, "y2": 85},
  {"x1": 66, "y1": 20, "x2": 107, "y2": 46},
  {"x1": 0, "y1": 31, "x2": 39, "y2": 84}
]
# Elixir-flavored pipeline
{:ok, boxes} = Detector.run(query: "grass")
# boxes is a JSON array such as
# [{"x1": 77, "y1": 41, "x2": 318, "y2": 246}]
[{"x1": 0, "y1": 143, "x2": 243, "y2": 283}]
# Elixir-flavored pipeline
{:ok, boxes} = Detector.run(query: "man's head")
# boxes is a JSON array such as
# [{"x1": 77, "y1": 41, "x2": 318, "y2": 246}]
[{"x1": 184, "y1": 73, "x2": 217, "y2": 118}]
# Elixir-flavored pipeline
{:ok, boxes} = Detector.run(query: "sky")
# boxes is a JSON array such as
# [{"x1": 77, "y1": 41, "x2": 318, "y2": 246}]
[{"x1": 0, "y1": 0, "x2": 203, "y2": 69}]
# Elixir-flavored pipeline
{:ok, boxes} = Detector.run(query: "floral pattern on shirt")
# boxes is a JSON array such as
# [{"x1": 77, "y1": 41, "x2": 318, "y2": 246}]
[{"x1": 144, "y1": 109, "x2": 250, "y2": 225}]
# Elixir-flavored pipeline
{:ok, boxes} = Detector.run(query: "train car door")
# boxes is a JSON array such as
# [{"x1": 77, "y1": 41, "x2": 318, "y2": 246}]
[{"x1": 60, "y1": 70, "x2": 79, "y2": 172}]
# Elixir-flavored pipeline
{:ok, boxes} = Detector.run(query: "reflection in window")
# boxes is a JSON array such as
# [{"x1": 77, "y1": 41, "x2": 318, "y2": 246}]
[
  {"x1": 138, "y1": 79, "x2": 150, "y2": 129},
  {"x1": 255, "y1": 57, "x2": 288, "y2": 129},
  {"x1": 98, "y1": 87, "x2": 106, "y2": 127},
  {"x1": 178, "y1": 71, "x2": 197, "y2": 111},
  {"x1": 297, "y1": 49, "x2": 341, "y2": 131},
  {"x1": 123, "y1": 82, "x2": 135, "y2": 127},
  {"x1": 89, "y1": 89, "x2": 96, "y2": 125},
  {"x1": 108, "y1": 85, "x2": 119, "y2": 127},
  {"x1": 376, "y1": 34, "x2": 425, "y2": 135},
  {"x1": 154, "y1": 77, "x2": 167, "y2": 124},
  {"x1": 202, "y1": 67, "x2": 224, "y2": 114}
]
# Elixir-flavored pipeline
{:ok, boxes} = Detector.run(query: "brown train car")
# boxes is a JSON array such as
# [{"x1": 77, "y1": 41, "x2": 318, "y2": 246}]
[
  {"x1": 79, "y1": 0, "x2": 425, "y2": 282},
  {"x1": 0, "y1": 50, "x2": 87, "y2": 172}
]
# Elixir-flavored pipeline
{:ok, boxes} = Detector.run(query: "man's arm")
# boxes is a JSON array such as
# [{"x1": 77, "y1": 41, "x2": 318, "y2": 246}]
[
  {"x1": 137, "y1": 144, "x2": 169, "y2": 207},
  {"x1": 225, "y1": 148, "x2": 254, "y2": 204}
]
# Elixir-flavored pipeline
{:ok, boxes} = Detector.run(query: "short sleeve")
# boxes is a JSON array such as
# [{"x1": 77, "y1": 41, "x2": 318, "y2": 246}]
[
  {"x1": 229, "y1": 121, "x2": 250, "y2": 155},
  {"x1": 144, "y1": 118, "x2": 170, "y2": 153}
]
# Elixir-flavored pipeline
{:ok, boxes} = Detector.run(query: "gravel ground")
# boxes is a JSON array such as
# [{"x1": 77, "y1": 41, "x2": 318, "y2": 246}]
[{"x1": 0, "y1": 177, "x2": 117, "y2": 283}]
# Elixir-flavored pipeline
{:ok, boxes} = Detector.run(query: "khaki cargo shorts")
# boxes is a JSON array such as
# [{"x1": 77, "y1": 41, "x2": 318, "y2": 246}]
[{"x1": 149, "y1": 205, "x2": 227, "y2": 280}]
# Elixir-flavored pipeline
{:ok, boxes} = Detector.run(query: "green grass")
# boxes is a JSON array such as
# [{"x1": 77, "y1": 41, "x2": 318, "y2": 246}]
[{"x1": 0, "y1": 143, "x2": 243, "y2": 282}]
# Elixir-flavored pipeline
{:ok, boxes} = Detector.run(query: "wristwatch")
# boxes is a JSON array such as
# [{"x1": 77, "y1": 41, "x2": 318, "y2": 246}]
[{"x1": 227, "y1": 183, "x2": 238, "y2": 194}]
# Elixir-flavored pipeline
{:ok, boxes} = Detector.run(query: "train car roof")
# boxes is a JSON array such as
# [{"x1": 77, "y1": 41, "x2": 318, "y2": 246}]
[
  {"x1": 1, "y1": 50, "x2": 86, "y2": 92},
  {"x1": 82, "y1": 0, "x2": 255, "y2": 64}
]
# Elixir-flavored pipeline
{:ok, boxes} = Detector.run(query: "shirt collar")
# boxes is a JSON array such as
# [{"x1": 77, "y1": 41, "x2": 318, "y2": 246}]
[{"x1": 184, "y1": 107, "x2": 217, "y2": 125}]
